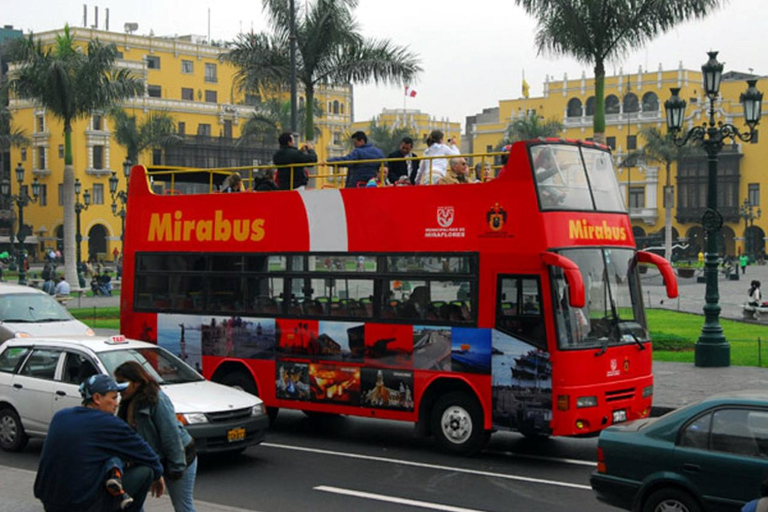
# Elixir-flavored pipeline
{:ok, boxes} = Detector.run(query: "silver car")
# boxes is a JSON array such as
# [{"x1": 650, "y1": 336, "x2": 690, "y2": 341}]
[{"x1": 0, "y1": 283, "x2": 93, "y2": 342}]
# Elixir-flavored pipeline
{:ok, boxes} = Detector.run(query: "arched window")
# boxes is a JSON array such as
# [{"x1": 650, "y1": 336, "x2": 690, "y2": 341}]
[
  {"x1": 333, "y1": 100, "x2": 339, "y2": 114},
  {"x1": 605, "y1": 94, "x2": 620, "y2": 114},
  {"x1": 642, "y1": 92, "x2": 659, "y2": 112},
  {"x1": 623, "y1": 92, "x2": 639, "y2": 113},
  {"x1": 585, "y1": 97, "x2": 596, "y2": 116},
  {"x1": 566, "y1": 98, "x2": 583, "y2": 118}
]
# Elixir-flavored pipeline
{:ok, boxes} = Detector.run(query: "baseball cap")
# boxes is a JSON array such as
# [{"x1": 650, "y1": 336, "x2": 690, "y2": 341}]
[{"x1": 79, "y1": 374, "x2": 129, "y2": 400}]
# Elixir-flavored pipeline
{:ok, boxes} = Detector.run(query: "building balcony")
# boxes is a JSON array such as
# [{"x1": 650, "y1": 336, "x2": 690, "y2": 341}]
[{"x1": 630, "y1": 207, "x2": 658, "y2": 225}]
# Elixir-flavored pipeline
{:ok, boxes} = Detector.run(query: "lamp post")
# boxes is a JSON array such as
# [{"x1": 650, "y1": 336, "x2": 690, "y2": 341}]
[
  {"x1": 109, "y1": 163, "x2": 130, "y2": 242},
  {"x1": 664, "y1": 51, "x2": 763, "y2": 367},
  {"x1": 739, "y1": 198, "x2": 762, "y2": 262},
  {"x1": 1, "y1": 163, "x2": 39, "y2": 285},
  {"x1": 74, "y1": 178, "x2": 91, "y2": 286}
]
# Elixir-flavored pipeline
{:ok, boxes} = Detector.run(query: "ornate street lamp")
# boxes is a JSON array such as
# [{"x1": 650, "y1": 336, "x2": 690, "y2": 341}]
[
  {"x1": 1, "y1": 163, "x2": 39, "y2": 285},
  {"x1": 109, "y1": 171, "x2": 128, "y2": 242},
  {"x1": 739, "y1": 198, "x2": 762, "y2": 262},
  {"x1": 664, "y1": 51, "x2": 763, "y2": 367},
  {"x1": 74, "y1": 178, "x2": 90, "y2": 285}
]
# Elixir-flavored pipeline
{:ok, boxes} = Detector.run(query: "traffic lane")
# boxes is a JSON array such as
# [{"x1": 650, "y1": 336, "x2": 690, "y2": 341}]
[{"x1": 197, "y1": 440, "x2": 611, "y2": 512}]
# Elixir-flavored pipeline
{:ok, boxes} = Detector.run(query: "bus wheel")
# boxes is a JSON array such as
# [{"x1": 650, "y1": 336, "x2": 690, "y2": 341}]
[
  {"x1": 431, "y1": 392, "x2": 488, "y2": 456},
  {"x1": 219, "y1": 371, "x2": 279, "y2": 426}
]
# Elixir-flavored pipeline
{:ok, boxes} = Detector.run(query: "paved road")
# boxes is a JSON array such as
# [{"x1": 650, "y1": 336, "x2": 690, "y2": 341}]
[{"x1": 0, "y1": 410, "x2": 609, "y2": 512}]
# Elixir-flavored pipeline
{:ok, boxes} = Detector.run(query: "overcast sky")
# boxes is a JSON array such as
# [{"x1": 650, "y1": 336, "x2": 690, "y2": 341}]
[{"x1": 5, "y1": 0, "x2": 766, "y2": 130}]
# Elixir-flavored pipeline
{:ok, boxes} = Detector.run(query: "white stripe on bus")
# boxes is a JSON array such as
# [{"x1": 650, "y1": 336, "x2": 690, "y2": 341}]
[{"x1": 298, "y1": 188, "x2": 348, "y2": 251}]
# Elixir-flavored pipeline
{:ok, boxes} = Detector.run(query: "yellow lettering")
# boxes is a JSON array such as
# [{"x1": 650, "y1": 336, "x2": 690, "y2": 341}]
[
  {"x1": 214, "y1": 210, "x2": 232, "y2": 241},
  {"x1": 183, "y1": 220, "x2": 195, "y2": 241},
  {"x1": 251, "y1": 219, "x2": 266, "y2": 241},
  {"x1": 196, "y1": 220, "x2": 213, "y2": 241},
  {"x1": 148, "y1": 213, "x2": 172, "y2": 241},
  {"x1": 620, "y1": 227, "x2": 627, "y2": 241},
  {"x1": 173, "y1": 211, "x2": 183, "y2": 240},
  {"x1": 233, "y1": 219, "x2": 250, "y2": 242},
  {"x1": 569, "y1": 220, "x2": 585, "y2": 239}
]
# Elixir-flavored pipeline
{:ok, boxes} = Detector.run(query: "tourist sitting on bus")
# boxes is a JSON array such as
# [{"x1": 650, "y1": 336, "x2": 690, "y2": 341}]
[
  {"x1": 273, "y1": 132, "x2": 317, "y2": 190},
  {"x1": 366, "y1": 166, "x2": 391, "y2": 188},
  {"x1": 402, "y1": 286, "x2": 428, "y2": 319},
  {"x1": 414, "y1": 130, "x2": 460, "y2": 185},
  {"x1": 253, "y1": 168, "x2": 278, "y2": 191},
  {"x1": 533, "y1": 147, "x2": 567, "y2": 206},
  {"x1": 473, "y1": 162, "x2": 493, "y2": 183},
  {"x1": 220, "y1": 172, "x2": 243, "y2": 193},
  {"x1": 438, "y1": 157, "x2": 470, "y2": 185},
  {"x1": 385, "y1": 137, "x2": 420, "y2": 185},
  {"x1": 327, "y1": 131, "x2": 385, "y2": 188}
]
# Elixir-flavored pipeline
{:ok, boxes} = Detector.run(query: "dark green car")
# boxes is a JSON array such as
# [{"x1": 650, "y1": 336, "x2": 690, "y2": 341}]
[{"x1": 591, "y1": 391, "x2": 768, "y2": 512}]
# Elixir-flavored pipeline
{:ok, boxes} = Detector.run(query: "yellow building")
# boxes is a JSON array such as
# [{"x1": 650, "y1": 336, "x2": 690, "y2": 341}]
[
  {"x1": 351, "y1": 108, "x2": 461, "y2": 154},
  {"x1": 467, "y1": 64, "x2": 766, "y2": 259},
  {"x1": 6, "y1": 26, "x2": 352, "y2": 261}
]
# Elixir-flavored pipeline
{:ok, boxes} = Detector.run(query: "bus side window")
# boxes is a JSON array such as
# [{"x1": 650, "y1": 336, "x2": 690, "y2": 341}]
[{"x1": 496, "y1": 276, "x2": 546, "y2": 349}]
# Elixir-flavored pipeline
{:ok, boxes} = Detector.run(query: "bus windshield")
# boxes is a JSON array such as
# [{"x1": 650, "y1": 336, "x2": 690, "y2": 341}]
[
  {"x1": 531, "y1": 144, "x2": 623, "y2": 212},
  {"x1": 551, "y1": 248, "x2": 647, "y2": 350}
]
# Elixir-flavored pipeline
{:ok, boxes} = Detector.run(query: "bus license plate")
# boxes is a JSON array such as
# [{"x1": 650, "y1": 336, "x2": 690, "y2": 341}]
[
  {"x1": 227, "y1": 427, "x2": 246, "y2": 443},
  {"x1": 612, "y1": 409, "x2": 627, "y2": 423}
]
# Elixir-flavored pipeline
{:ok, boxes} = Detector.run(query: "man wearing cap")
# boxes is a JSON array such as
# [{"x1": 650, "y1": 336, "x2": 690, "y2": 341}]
[{"x1": 34, "y1": 375, "x2": 164, "y2": 512}]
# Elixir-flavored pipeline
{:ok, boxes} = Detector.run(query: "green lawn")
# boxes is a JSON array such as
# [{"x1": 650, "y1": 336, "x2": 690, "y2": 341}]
[
  {"x1": 70, "y1": 307, "x2": 120, "y2": 330},
  {"x1": 647, "y1": 308, "x2": 768, "y2": 367}
]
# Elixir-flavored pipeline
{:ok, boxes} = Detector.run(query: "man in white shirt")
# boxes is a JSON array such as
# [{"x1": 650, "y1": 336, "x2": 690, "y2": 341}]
[{"x1": 55, "y1": 276, "x2": 71, "y2": 296}]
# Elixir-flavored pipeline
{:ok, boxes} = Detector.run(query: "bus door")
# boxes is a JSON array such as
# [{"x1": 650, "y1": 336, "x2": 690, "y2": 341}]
[{"x1": 491, "y1": 275, "x2": 553, "y2": 436}]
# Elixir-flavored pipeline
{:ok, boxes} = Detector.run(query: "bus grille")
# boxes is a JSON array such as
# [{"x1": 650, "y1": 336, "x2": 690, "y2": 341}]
[
  {"x1": 604, "y1": 388, "x2": 635, "y2": 402},
  {"x1": 206, "y1": 407, "x2": 252, "y2": 423}
]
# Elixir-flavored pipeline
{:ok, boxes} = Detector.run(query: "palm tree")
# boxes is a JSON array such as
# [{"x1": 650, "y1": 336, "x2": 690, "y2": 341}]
[
  {"x1": 110, "y1": 107, "x2": 182, "y2": 165},
  {"x1": 366, "y1": 119, "x2": 415, "y2": 154},
  {"x1": 502, "y1": 112, "x2": 562, "y2": 145},
  {"x1": 9, "y1": 25, "x2": 143, "y2": 287},
  {"x1": 238, "y1": 98, "x2": 324, "y2": 146},
  {"x1": 626, "y1": 126, "x2": 703, "y2": 260},
  {"x1": 224, "y1": 0, "x2": 422, "y2": 141},
  {"x1": 514, "y1": 0, "x2": 724, "y2": 144},
  {"x1": 0, "y1": 90, "x2": 30, "y2": 182}
]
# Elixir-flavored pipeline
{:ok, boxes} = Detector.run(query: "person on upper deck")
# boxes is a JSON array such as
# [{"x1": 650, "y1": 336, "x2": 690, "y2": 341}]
[
  {"x1": 384, "y1": 137, "x2": 420, "y2": 185},
  {"x1": 327, "y1": 131, "x2": 385, "y2": 188},
  {"x1": 273, "y1": 132, "x2": 317, "y2": 190},
  {"x1": 220, "y1": 172, "x2": 243, "y2": 193},
  {"x1": 438, "y1": 157, "x2": 470, "y2": 185},
  {"x1": 414, "y1": 130, "x2": 460, "y2": 185}
]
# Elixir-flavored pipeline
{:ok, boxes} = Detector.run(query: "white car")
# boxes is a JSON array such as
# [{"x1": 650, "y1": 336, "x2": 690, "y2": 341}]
[
  {"x1": 0, "y1": 283, "x2": 94, "y2": 342},
  {"x1": 0, "y1": 334, "x2": 268, "y2": 454}
]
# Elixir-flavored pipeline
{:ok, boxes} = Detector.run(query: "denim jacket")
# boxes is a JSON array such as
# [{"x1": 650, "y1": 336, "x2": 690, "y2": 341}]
[{"x1": 131, "y1": 390, "x2": 192, "y2": 474}]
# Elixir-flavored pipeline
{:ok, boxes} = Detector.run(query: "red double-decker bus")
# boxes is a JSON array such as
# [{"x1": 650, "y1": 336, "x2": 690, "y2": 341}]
[{"x1": 119, "y1": 139, "x2": 677, "y2": 454}]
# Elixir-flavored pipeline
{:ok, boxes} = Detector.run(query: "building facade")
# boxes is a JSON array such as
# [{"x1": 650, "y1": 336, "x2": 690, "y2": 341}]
[
  {"x1": 5, "y1": 26, "x2": 353, "y2": 261},
  {"x1": 352, "y1": 108, "x2": 461, "y2": 154},
  {"x1": 467, "y1": 64, "x2": 767, "y2": 260}
]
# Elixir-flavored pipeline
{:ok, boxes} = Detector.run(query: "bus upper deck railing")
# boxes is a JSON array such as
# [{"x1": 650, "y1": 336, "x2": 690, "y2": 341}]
[{"x1": 143, "y1": 151, "x2": 508, "y2": 193}]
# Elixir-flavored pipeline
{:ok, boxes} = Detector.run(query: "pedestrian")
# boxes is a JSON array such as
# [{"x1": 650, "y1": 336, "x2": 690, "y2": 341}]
[
  {"x1": 273, "y1": 132, "x2": 317, "y2": 190},
  {"x1": 698, "y1": 250, "x2": 705, "y2": 266},
  {"x1": 113, "y1": 247, "x2": 120, "y2": 261},
  {"x1": 114, "y1": 361, "x2": 198, "y2": 512},
  {"x1": 413, "y1": 130, "x2": 460, "y2": 185},
  {"x1": 384, "y1": 137, "x2": 420, "y2": 185},
  {"x1": 55, "y1": 275, "x2": 71, "y2": 296},
  {"x1": 42, "y1": 274, "x2": 56, "y2": 295},
  {"x1": 327, "y1": 131, "x2": 385, "y2": 188},
  {"x1": 742, "y1": 477, "x2": 768, "y2": 512},
  {"x1": 748, "y1": 280, "x2": 762, "y2": 307},
  {"x1": 438, "y1": 157, "x2": 470, "y2": 185},
  {"x1": 116, "y1": 255, "x2": 123, "y2": 280},
  {"x1": 220, "y1": 172, "x2": 243, "y2": 193},
  {"x1": 741, "y1": 253, "x2": 749, "y2": 274},
  {"x1": 34, "y1": 374, "x2": 164, "y2": 512}
]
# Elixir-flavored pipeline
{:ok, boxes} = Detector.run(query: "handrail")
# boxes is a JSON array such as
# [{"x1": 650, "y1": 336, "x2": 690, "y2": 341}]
[
  {"x1": 145, "y1": 151, "x2": 509, "y2": 192},
  {"x1": 637, "y1": 251, "x2": 679, "y2": 298}
]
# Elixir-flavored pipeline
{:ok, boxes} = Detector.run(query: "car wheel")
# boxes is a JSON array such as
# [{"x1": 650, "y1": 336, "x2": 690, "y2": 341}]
[
  {"x1": 643, "y1": 488, "x2": 700, "y2": 512},
  {"x1": 218, "y1": 371, "x2": 279, "y2": 426},
  {"x1": 0, "y1": 407, "x2": 29, "y2": 452},
  {"x1": 431, "y1": 392, "x2": 489, "y2": 456}
]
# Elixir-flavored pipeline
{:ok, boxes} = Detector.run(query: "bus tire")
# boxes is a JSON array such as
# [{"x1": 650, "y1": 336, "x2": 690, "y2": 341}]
[
  {"x1": 218, "y1": 371, "x2": 279, "y2": 426},
  {"x1": 431, "y1": 392, "x2": 488, "y2": 456}
]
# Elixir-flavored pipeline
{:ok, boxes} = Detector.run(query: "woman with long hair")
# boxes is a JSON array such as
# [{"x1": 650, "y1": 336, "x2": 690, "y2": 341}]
[{"x1": 114, "y1": 361, "x2": 197, "y2": 512}]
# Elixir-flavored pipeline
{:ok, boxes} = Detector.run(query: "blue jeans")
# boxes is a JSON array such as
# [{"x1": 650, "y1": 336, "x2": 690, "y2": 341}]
[{"x1": 139, "y1": 457, "x2": 197, "y2": 512}]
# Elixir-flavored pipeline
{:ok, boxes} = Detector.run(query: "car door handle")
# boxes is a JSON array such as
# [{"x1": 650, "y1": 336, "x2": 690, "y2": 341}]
[
  {"x1": 12, "y1": 383, "x2": 22, "y2": 389},
  {"x1": 55, "y1": 390, "x2": 66, "y2": 397},
  {"x1": 683, "y1": 463, "x2": 701, "y2": 472}
]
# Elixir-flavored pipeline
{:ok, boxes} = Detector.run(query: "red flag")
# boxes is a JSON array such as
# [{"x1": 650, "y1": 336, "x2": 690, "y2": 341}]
[{"x1": 405, "y1": 86, "x2": 417, "y2": 98}]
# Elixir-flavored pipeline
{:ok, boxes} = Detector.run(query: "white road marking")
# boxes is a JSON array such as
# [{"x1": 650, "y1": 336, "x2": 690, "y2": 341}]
[
  {"x1": 262, "y1": 442, "x2": 592, "y2": 490},
  {"x1": 496, "y1": 450, "x2": 597, "y2": 467},
  {"x1": 315, "y1": 485, "x2": 489, "y2": 512}
]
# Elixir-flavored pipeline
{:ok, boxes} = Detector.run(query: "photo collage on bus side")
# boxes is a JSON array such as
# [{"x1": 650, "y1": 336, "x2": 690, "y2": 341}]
[{"x1": 155, "y1": 314, "x2": 494, "y2": 412}]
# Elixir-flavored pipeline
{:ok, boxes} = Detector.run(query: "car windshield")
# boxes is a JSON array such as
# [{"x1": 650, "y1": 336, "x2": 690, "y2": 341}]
[
  {"x1": 97, "y1": 346, "x2": 204, "y2": 384},
  {"x1": 551, "y1": 247, "x2": 648, "y2": 350},
  {"x1": 0, "y1": 293, "x2": 74, "y2": 323}
]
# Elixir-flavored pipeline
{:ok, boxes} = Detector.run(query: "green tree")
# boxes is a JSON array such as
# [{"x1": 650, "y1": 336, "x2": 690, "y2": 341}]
[
  {"x1": 515, "y1": 0, "x2": 724, "y2": 144},
  {"x1": 626, "y1": 126, "x2": 702, "y2": 260},
  {"x1": 366, "y1": 118, "x2": 415, "y2": 154},
  {"x1": 110, "y1": 107, "x2": 181, "y2": 164},
  {"x1": 238, "y1": 97, "x2": 324, "y2": 146},
  {"x1": 9, "y1": 25, "x2": 143, "y2": 286},
  {"x1": 224, "y1": 0, "x2": 421, "y2": 141},
  {"x1": 0, "y1": 90, "x2": 30, "y2": 181},
  {"x1": 502, "y1": 112, "x2": 562, "y2": 146}
]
